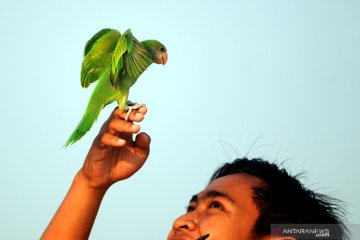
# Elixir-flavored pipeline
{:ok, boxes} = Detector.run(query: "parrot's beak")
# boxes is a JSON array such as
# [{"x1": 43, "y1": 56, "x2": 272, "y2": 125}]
[{"x1": 162, "y1": 52, "x2": 168, "y2": 65}]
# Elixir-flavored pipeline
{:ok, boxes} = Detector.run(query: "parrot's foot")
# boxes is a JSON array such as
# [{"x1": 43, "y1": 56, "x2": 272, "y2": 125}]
[{"x1": 124, "y1": 101, "x2": 146, "y2": 121}]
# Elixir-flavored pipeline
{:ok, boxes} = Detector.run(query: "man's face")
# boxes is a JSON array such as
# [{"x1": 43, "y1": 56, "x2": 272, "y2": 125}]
[{"x1": 167, "y1": 173, "x2": 264, "y2": 240}]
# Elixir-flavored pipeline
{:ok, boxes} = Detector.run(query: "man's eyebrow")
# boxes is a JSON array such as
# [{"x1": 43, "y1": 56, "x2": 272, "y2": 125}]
[
  {"x1": 189, "y1": 194, "x2": 198, "y2": 203},
  {"x1": 205, "y1": 190, "x2": 235, "y2": 203},
  {"x1": 189, "y1": 190, "x2": 235, "y2": 204}
]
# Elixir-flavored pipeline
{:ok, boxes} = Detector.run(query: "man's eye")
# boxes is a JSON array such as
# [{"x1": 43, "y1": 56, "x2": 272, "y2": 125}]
[
  {"x1": 209, "y1": 201, "x2": 223, "y2": 210},
  {"x1": 186, "y1": 205, "x2": 196, "y2": 212}
]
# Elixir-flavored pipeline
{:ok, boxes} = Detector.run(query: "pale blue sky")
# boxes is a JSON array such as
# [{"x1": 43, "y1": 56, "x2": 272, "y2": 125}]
[{"x1": 0, "y1": 0, "x2": 359, "y2": 239}]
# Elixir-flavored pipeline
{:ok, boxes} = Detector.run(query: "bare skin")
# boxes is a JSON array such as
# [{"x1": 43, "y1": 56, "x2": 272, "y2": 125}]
[
  {"x1": 167, "y1": 174, "x2": 293, "y2": 240},
  {"x1": 41, "y1": 106, "x2": 293, "y2": 240},
  {"x1": 41, "y1": 106, "x2": 150, "y2": 240},
  {"x1": 167, "y1": 174, "x2": 262, "y2": 240}
]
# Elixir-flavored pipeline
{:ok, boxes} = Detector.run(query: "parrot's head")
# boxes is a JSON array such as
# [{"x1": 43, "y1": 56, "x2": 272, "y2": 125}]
[{"x1": 142, "y1": 40, "x2": 168, "y2": 65}]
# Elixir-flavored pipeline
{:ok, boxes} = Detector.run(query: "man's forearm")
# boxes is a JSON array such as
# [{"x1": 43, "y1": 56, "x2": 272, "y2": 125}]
[{"x1": 41, "y1": 172, "x2": 108, "y2": 240}]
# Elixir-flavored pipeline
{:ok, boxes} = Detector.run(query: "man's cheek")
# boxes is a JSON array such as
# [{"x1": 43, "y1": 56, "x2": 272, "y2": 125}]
[{"x1": 198, "y1": 219, "x2": 225, "y2": 239}]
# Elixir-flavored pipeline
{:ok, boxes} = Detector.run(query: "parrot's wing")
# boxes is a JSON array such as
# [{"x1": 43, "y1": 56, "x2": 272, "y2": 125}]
[
  {"x1": 110, "y1": 29, "x2": 153, "y2": 87},
  {"x1": 81, "y1": 29, "x2": 121, "y2": 88},
  {"x1": 84, "y1": 28, "x2": 112, "y2": 56}
]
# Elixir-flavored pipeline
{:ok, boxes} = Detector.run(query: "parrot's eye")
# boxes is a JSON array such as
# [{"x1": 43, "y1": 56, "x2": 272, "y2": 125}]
[{"x1": 159, "y1": 47, "x2": 165, "y2": 52}]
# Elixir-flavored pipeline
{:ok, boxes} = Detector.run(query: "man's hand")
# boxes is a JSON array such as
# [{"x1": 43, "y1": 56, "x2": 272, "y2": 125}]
[
  {"x1": 42, "y1": 106, "x2": 150, "y2": 240},
  {"x1": 78, "y1": 106, "x2": 150, "y2": 190}
]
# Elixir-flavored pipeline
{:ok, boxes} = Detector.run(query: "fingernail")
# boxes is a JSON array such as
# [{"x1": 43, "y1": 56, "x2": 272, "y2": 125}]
[
  {"x1": 131, "y1": 125, "x2": 140, "y2": 131},
  {"x1": 135, "y1": 113, "x2": 142, "y2": 118},
  {"x1": 117, "y1": 139, "x2": 126, "y2": 145}
]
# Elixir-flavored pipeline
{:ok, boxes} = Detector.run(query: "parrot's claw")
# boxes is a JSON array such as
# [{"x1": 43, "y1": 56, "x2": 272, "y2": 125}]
[{"x1": 124, "y1": 102, "x2": 146, "y2": 121}]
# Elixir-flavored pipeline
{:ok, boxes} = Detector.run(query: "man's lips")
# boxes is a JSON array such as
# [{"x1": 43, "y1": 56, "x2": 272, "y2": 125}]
[
  {"x1": 171, "y1": 233, "x2": 209, "y2": 240},
  {"x1": 171, "y1": 233, "x2": 195, "y2": 240}
]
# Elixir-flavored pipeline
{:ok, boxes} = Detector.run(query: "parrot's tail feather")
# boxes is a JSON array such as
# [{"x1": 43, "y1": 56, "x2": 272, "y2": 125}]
[{"x1": 63, "y1": 108, "x2": 102, "y2": 148}]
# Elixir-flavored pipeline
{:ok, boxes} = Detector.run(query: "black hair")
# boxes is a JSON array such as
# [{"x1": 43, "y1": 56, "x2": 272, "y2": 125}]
[{"x1": 209, "y1": 158, "x2": 349, "y2": 239}]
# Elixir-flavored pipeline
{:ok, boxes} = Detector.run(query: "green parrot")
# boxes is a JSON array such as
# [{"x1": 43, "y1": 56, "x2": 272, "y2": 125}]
[{"x1": 64, "y1": 28, "x2": 168, "y2": 147}]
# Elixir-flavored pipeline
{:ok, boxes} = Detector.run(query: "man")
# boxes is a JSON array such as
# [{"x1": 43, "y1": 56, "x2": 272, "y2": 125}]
[{"x1": 41, "y1": 107, "x2": 348, "y2": 239}]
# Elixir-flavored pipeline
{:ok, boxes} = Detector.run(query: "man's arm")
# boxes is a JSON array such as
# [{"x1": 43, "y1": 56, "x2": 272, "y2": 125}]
[{"x1": 41, "y1": 107, "x2": 150, "y2": 239}]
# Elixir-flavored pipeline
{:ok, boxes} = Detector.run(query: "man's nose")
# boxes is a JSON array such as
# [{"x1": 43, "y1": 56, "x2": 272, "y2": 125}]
[{"x1": 173, "y1": 212, "x2": 198, "y2": 231}]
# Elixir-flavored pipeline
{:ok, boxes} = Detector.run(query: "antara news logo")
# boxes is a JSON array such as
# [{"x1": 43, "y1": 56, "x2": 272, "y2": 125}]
[{"x1": 271, "y1": 224, "x2": 340, "y2": 239}]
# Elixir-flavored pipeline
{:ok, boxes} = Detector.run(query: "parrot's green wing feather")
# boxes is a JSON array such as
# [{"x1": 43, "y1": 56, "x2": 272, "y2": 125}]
[
  {"x1": 110, "y1": 29, "x2": 153, "y2": 87},
  {"x1": 81, "y1": 29, "x2": 121, "y2": 88},
  {"x1": 124, "y1": 35, "x2": 153, "y2": 77},
  {"x1": 84, "y1": 28, "x2": 112, "y2": 56}
]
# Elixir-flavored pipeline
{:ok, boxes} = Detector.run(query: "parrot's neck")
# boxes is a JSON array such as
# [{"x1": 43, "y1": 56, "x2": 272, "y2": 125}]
[{"x1": 141, "y1": 41, "x2": 155, "y2": 62}]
